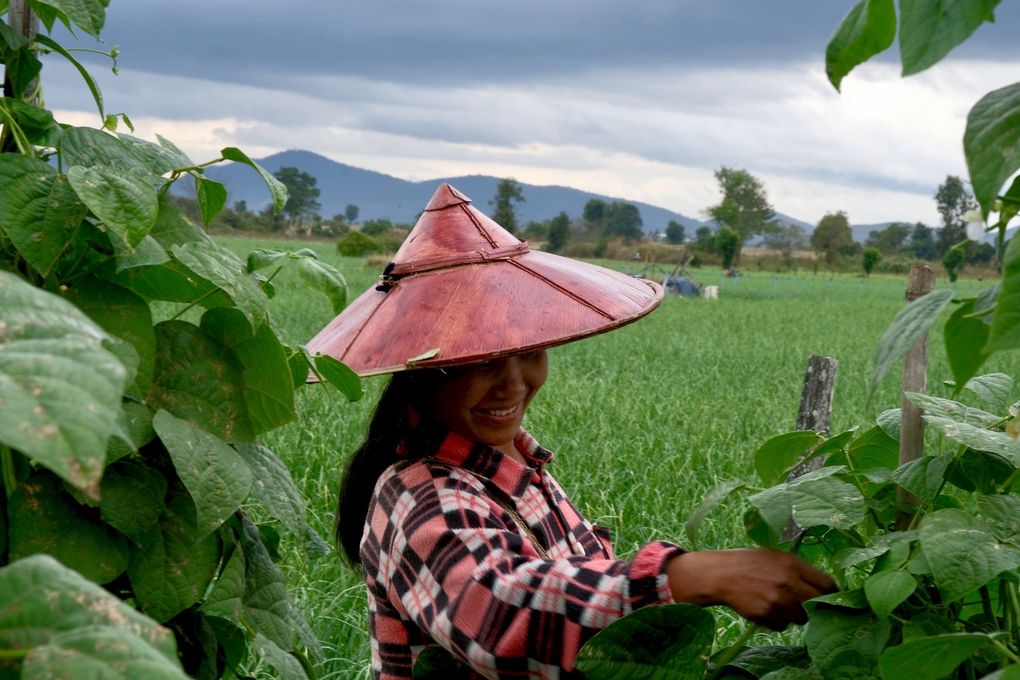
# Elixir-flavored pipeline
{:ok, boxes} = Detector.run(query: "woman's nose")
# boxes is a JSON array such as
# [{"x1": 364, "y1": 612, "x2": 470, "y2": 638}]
[{"x1": 495, "y1": 357, "x2": 526, "y2": 392}]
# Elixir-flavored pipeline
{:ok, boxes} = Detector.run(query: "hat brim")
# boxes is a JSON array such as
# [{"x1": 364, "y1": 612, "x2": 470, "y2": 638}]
[{"x1": 306, "y1": 250, "x2": 663, "y2": 377}]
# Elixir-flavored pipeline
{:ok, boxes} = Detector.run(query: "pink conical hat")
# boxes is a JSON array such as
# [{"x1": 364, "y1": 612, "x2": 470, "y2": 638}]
[{"x1": 306, "y1": 184, "x2": 662, "y2": 376}]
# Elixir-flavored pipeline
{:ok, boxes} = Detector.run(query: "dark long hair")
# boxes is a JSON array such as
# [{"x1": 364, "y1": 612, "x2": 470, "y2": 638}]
[{"x1": 336, "y1": 370, "x2": 444, "y2": 567}]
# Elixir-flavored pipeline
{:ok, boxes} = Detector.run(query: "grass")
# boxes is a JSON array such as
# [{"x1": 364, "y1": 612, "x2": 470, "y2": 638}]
[{"x1": 215, "y1": 235, "x2": 1020, "y2": 675}]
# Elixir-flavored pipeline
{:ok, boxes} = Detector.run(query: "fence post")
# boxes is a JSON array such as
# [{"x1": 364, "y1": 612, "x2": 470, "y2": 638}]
[
  {"x1": 896, "y1": 264, "x2": 936, "y2": 528},
  {"x1": 781, "y1": 354, "x2": 838, "y2": 541}
]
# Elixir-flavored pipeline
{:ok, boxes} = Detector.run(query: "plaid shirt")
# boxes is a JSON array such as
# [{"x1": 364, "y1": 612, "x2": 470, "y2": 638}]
[{"x1": 360, "y1": 425, "x2": 682, "y2": 679}]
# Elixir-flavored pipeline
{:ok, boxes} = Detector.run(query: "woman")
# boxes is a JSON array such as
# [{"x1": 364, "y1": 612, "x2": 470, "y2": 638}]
[{"x1": 308, "y1": 185, "x2": 834, "y2": 679}]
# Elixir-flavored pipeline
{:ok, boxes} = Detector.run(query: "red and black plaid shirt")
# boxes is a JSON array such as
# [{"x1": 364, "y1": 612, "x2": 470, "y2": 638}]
[{"x1": 360, "y1": 423, "x2": 682, "y2": 679}]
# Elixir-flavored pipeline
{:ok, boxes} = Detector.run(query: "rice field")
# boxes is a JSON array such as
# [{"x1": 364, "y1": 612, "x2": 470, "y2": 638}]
[{"x1": 215, "y1": 234, "x2": 1020, "y2": 678}]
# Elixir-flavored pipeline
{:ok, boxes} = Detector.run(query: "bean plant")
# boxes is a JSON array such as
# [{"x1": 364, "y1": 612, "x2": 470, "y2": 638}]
[
  {"x1": 0, "y1": 2, "x2": 360, "y2": 678},
  {"x1": 575, "y1": 2, "x2": 1020, "y2": 679}
]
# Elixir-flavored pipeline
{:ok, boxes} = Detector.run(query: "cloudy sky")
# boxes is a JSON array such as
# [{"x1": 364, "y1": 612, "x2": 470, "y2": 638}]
[{"x1": 43, "y1": 1, "x2": 1020, "y2": 226}]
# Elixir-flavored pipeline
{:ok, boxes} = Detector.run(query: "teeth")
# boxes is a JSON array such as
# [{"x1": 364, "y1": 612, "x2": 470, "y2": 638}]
[{"x1": 481, "y1": 405, "x2": 516, "y2": 417}]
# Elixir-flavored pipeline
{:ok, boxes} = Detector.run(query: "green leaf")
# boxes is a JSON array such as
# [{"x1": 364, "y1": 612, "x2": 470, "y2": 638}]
[
  {"x1": 825, "y1": 0, "x2": 896, "y2": 91},
  {"x1": 30, "y1": 0, "x2": 108, "y2": 37},
  {"x1": 221, "y1": 147, "x2": 287, "y2": 212},
  {"x1": 748, "y1": 467, "x2": 847, "y2": 535},
  {"x1": 876, "y1": 408, "x2": 901, "y2": 440},
  {"x1": 978, "y1": 494, "x2": 1020, "y2": 543},
  {"x1": 924, "y1": 415, "x2": 1020, "y2": 464},
  {"x1": 684, "y1": 479, "x2": 745, "y2": 545},
  {"x1": 34, "y1": 33, "x2": 104, "y2": 119},
  {"x1": 200, "y1": 308, "x2": 296, "y2": 434},
  {"x1": 846, "y1": 425, "x2": 899, "y2": 470},
  {"x1": 891, "y1": 454, "x2": 951, "y2": 502},
  {"x1": 946, "y1": 449, "x2": 1014, "y2": 493},
  {"x1": 0, "y1": 33, "x2": 42, "y2": 96},
  {"x1": 235, "y1": 514, "x2": 324, "y2": 664},
  {"x1": 235, "y1": 444, "x2": 309, "y2": 539},
  {"x1": 149, "y1": 320, "x2": 254, "y2": 442},
  {"x1": 251, "y1": 633, "x2": 311, "y2": 680},
  {"x1": 945, "y1": 298, "x2": 992, "y2": 389},
  {"x1": 99, "y1": 460, "x2": 167, "y2": 545},
  {"x1": 22, "y1": 624, "x2": 188, "y2": 679},
  {"x1": 171, "y1": 242, "x2": 269, "y2": 330},
  {"x1": 60, "y1": 126, "x2": 152, "y2": 177},
  {"x1": 195, "y1": 176, "x2": 228, "y2": 226},
  {"x1": 156, "y1": 135, "x2": 193, "y2": 167},
  {"x1": 879, "y1": 633, "x2": 993, "y2": 680},
  {"x1": 986, "y1": 228, "x2": 1020, "y2": 351},
  {"x1": 0, "y1": 272, "x2": 126, "y2": 496},
  {"x1": 905, "y1": 391, "x2": 1002, "y2": 428},
  {"x1": 152, "y1": 410, "x2": 253, "y2": 538},
  {"x1": 0, "y1": 554, "x2": 178, "y2": 664},
  {"x1": 716, "y1": 645, "x2": 810, "y2": 679},
  {"x1": 201, "y1": 542, "x2": 246, "y2": 622},
  {"x1": 117, "y1": 133, "x2": 191, "y2": 176},
  {"x1": 127, "y1": 493, "x2": 222, "y2": 623},
  {"x1": 805, "y1": 588, "x2": 869, "y2": 611},
  {"x1": 575, "y1": 604, "x2": 714, "y2": 680},
  {"x1": 789, "y1": 476, "x2": 866, "y2": 530},
  {"x1": 1, "y1": 99, "x2": 60, "y2": 146},
  {"x1": 62, "y1": 277, "x2": 156, "y2": 397},
  {"x1": 898, "y1": 0, "x2": 1001, "y2": 76},
  {"x1": 864, "y1": 570, "x2": 916, "y2": 619},
  {"x1": 105, "y1": 400, "x2": 154, "y2": 463},
  {"x1": 8, "y1": 475, "x2": 130, "y2": 584},
  {"x1": 148, "y1": 193, "x2": 214, "y2": 249},
  {"x1": 869, "y1": 289, "x2": 953, "y2": 399},
  {"x1": 67, "y1": 165, "x2": 159, "y2": 248},
  {"x1": 920, "y1": 508, "x2": 1020, "y2": 602},
  {"x1": 311, "y1": 353, "x2": 364, "y2": 401},
  {"x1": 804, "y1": 606, "x2": 890, "y2": 679},
  {"x1": 0, "y1": 154, "x2": 87, "y2": 277},
  {"x1": 964, "y1": 373, "x2": 1014, "y2": 411},
  {"x1": 295, "y1": 255, "x2": 347, "y2": 313},
  {"x1": 111, "y1": 259, "x2": 230, "y2": 306},
  {"x1": 754, "y1": 431, "x2": 824, "y2": 486}
]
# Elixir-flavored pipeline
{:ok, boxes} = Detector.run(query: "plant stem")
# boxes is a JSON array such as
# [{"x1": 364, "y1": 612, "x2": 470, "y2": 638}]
[
  {"x1": 980, "y1": 584, "x2": 997, "y2": 627},
  {"x1": 1, "y1": 444, "x2": 16, "y2": 498},
  {"x1": 168, "y1": 286, "x2": 221, "y2": 321},
  {"x1": 711, "y1": 624, "x2": 759, "y2": 669},
  {"x1": 0, "y1": 648, "x2": 28, "y2": 660},
  {"x1": 991, "y1": 637, "x2": 1020, "y2": 665}
]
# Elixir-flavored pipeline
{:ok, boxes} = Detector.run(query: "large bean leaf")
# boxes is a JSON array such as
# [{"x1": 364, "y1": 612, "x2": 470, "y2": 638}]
[
  {"x1": 575, "y1": 604, "x2": 714, "y2": 680},
  {"x1": 99, "y1": 460, "x2": 167, "y2": 546},
  {"x1": 944, "y1": 298, "x2": 991, "y2": 390},
  {"x1": 29, "y1": 0, "x2": 108, "y2": 37},
  {"x1": 67, "y1": 164, "x2": 159, "y2": 248},
  {"x1": 0, "y1": 272, "x2": 126, "y2": 496},
  {"x1": 60, "y1": 127, "x2": 151, "y2": 176},
  {"x1": 879, "y1": 633, "x2": 993, "y2": 680},
  {"x1": 898, "y1": 0, "x2": 1000, "y2": 76},
  {"x1": 869, "y1": 289, "x2": 953, "y2": 399},
  {"x1": 201, "y1": 308, "x2": 296, "y2": 434},
  {"x1": 804, "y1": 607, "x2": 890, "y2": 679},
  {"x1": 965, "y1": 82, "x2": 1020, "y2": 218},
  {"x1": 864, "y1": 570, "x2": 916, "y2": 619},
  {"x1": 825, "y1": 0, "x2": 895, "y2": 91},
  {"x1": 149, "y1": 320, "x2": 254, "y2": 442},
  {"x1": 21, "y1": 625, "x2": 188, "y2": 680},
  {"x1": 236, "y1": 444, "x2": 308, "y2": 539},
  {"x1": 905, "y1": 392, "x2": 1001, "y2": 428},
  {"x1": 920, "y1": 508, "x2": 1020, "y2": 602},
  {"x1": 924, "y1": 415, "x2": 1020, "y2": 464},
  {"x1": 171, "y1": 242, "x2": 268, "y2": 331},
  {"x1": 153, "y1": 410, "x2": 253, "y2": 539},
  {"x1": 0, "y1": 155, "x2": 87, "y2": 277},
  {"x1": 8, "y1": 475, "x2": 129, "y2": 584},
  {"x1": 753, "y1": 431, "x2": 824, "y2": 486},
  {"x1": 963, "y1": 373, "x2": 1013, "y2": 411},
  {"x1": 986, "y1": 229, "x2": 1020, "y2": 352},
  {"x1": 221, "y1": 147, "x2": 287, "y2": 212},
  {"x1": 789, "y1": 476, "x2": 866, "y2": 530},
  {"x1": 127, "y1": 493, "x2": 222, "y2": 623}
]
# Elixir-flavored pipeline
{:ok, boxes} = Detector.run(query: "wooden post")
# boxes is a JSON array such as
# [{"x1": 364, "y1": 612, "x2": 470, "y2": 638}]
[
  {"x1": 4, "y1": 1, "x2": 38, "y2": 102},
  {"x1": 896, "y1": 264, "x2": 936, "y2": 528},
  {"x1": 781, "y1": 354, "x2": 838, "y2": 541}
]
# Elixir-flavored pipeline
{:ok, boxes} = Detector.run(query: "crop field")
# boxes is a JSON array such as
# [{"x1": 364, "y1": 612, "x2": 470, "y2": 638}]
[{"x1": 215, "y1": 235, "x2": 1020, "y2": 678}]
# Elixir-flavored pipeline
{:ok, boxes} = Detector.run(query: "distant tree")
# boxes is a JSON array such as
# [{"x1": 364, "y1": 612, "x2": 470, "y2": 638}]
[
  {"x1": 583, "y1": 198, "x2": 607, "y2": 225},
  {"x1": 967, "y1": 241, "x2": 997, "y2": 266},
  {"x1": 337, "y1": 231, "x2": 384, "y2": 257},
  {"x1": 361, "y1": 219, "x2": 393, "y2": 237},
  {"x1": 490, "y1": 178, "x2": 525, "y2": 235},
  {"x1": 665, "y1": 220, "x2": 686, "y2": 245},
  {"x1": 942, "y1": 245, "x2": 966, "y2": 282},
  {"x1": 694, "y1": 226, "x2": 716, "y2": 253},
  {"x1": 763, "y1": 223, "x2": 807, "y2": 266},
  {"x1": 717, "y1": 227, "x2": 740, "y2": 270},
  {"x1": 866, "y1": 222, "x2": 911, "y2": 255},
  {"x1": 274, "y1": 166, "x2": 321, "y2": 234},
  {"x1": 345, "y1": 204, "x2": 360, "y2": 223},
  {"x1": 862, "y1": 246, "x2": 882, "y2": 277},
  {"x1": 545, "y1": 212, "x2": 570, "y2": 253},
  {"x1": 523, "y1": 220, "x2": 548, "y2": 241},
  {"x1": 706, "y1": 167, "x2": 777, "y2": 263},
  {"x1": 909, "y1": 222, "x2": 937, "y2": 260},
  {"x1": 811, "y1": 211, "x2": 855, "y2": 264},
  {"x1": 603, "y1": 202, "x2": 644, "y2": 243},
  {"x1": 935, "y1": 175, "x2": 977, "y2": 256}
]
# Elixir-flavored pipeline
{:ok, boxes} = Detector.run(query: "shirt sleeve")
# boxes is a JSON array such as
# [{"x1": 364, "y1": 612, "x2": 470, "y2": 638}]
[{"x1": 361, "y1": 459, "x2": 683, "y2": 679}]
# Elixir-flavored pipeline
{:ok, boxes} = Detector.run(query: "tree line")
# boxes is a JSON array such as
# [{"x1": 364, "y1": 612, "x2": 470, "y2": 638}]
[{"x1": 195, "y1": 165, "x2": 1006, "y2": 279}]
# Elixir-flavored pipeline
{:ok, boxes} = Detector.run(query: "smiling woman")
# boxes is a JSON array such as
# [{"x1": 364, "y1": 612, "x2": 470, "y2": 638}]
[{"x1": 307, "y1": 184, "x2": 835, "y2": 679}]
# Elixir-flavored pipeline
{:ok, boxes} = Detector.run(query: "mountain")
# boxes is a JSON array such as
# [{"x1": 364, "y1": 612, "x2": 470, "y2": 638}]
[{"x1": 194, "y1": 149, "x2": 709, "y2": 234}]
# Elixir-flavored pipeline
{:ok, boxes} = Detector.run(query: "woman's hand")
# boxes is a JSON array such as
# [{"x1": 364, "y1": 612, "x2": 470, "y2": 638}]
[{"x1": 666, "y1": 549, "x2": 837, "y2": 631}]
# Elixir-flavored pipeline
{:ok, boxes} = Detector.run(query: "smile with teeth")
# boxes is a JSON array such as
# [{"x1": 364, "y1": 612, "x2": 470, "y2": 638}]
[{"x1": 476, "y1": 404, "x2": 519, "y2": 418}]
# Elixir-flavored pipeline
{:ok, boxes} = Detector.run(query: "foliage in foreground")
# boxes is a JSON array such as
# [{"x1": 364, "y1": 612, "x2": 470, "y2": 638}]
[
  {"x1": 0, "y1": 2, "x2": 360, "y2": 678},
  {"x1": 575, "y1": 2, "x2": 1020, "y2": 678}
]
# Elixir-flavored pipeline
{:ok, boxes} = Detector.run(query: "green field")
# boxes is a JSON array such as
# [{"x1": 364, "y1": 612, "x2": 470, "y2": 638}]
[{"x1": 215, "y1": 235, "x2": 1020, "y2": 678}]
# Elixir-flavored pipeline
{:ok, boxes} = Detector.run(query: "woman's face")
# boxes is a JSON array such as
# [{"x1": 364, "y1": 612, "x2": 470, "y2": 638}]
[{"x1": 429, "y1": 350, "x2": 548, "y2": 453}]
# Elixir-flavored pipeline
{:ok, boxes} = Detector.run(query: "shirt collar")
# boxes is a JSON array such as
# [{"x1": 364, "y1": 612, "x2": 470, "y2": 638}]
[{"x1": 427, "y1": 426, "x2": 553, "y2": 500}]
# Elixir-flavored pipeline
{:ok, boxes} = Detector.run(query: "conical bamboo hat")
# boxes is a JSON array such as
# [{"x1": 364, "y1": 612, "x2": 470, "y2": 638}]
[{"x1": 306, "y1": 184, "x2": 662, "y2": 376}]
